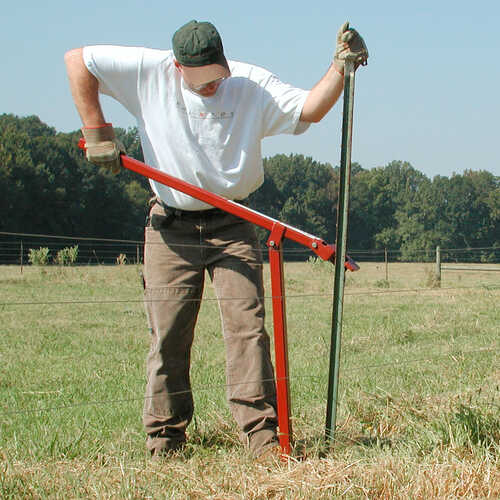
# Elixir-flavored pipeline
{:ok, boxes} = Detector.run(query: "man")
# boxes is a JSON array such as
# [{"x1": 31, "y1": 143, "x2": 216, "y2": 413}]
[{"x1": 65, "y1": 19, "x2": 368, "y2": 459}]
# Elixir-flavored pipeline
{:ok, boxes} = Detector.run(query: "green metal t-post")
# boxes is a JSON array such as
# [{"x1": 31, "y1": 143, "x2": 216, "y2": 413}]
[{"x1": 325, "y1": 58, "x2": 356, "y2": 443}]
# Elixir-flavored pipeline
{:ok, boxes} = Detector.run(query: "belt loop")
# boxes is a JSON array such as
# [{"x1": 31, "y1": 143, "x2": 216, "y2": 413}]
[{"x1": 148, "y1": 195, "x2": 159, "y2": 208}]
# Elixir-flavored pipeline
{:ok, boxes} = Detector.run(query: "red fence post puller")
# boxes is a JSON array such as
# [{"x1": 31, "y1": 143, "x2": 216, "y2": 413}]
[{"x1": 79, "y1": 139, "x2": 358, "y2": 456}]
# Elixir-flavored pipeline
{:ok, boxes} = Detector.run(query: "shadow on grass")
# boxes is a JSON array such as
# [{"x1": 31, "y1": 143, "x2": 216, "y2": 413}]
[{"x1": 292, "y1": 433, "x2": 395, "y2": 460}]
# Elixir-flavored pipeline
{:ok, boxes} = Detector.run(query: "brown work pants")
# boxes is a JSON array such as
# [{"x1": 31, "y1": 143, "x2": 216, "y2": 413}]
[{"x1": 142, "y1": 202, "x2": 278, "y2": 454}]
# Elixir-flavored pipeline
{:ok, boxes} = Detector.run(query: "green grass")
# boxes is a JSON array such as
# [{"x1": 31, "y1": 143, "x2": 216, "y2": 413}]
[{"x1": 0, "y1": 261, "x2": 499, "y2": 499}]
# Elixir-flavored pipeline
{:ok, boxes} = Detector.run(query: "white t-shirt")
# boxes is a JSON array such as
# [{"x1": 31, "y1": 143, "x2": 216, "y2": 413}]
[{"x1": 83, "y1": 46, "x2": 310, "y2": 210}]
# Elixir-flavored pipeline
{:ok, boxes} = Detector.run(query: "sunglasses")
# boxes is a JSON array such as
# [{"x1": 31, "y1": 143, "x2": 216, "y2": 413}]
[{"x1": 189, "y1": 76, "x2": 228, "y2": 93}]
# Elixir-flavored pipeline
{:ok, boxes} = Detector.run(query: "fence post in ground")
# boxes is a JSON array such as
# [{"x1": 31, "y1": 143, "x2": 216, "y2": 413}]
[
  {"x1": 435, "y1": 246, "x2": 441, "y2": 286},
  {"x1": 325, "y1": 58, "x2": 356, "y2": 444},
  {"x1": 385, "y1": 247, "x2": 388, "y2": 282},
  {"x1": 20, "y1": 240, "x2": 23, "y2": 273}
]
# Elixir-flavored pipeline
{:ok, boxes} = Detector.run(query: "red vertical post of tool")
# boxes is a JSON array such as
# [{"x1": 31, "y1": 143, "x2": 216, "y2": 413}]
[{"x1": 267, "y1": 223, "x2": 292, "y2": 456}]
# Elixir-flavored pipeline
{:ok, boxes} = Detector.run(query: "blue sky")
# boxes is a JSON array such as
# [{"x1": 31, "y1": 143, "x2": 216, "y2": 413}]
[{"x1": 3, "y1": 1, "x2": 499, "y2": 178}]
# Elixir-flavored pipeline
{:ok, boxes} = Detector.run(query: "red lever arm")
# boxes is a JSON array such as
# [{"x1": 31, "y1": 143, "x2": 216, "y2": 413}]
[{"x1": 78, "y1": 139, "x2": 359, "y2": 271}]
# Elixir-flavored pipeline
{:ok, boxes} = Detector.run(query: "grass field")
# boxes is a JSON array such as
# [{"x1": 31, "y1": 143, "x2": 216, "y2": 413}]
[{"x1": 1, "y1": 260, "x2": 499, "y2": 499}]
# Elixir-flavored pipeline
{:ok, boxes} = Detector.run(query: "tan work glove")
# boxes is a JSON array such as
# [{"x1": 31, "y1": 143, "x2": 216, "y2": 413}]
[
  {"x1": 81, "y1": 123, "x2": 125, "y2": 174},
  {"x1": 333, "y1": 21, "x2": 369, "y2": 74}
]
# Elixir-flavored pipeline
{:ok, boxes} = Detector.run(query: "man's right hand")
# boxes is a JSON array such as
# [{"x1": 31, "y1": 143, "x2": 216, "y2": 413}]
[{"x1": 81, "y1": 123, "x2": 125, "y2": 174}]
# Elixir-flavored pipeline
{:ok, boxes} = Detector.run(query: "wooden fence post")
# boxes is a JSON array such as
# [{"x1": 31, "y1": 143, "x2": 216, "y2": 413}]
[
  {"x1": 436, "y1": 246, "x2": 441, "y2": 286},
  {"x1": 385, "y1": 247, "x2": 388, "y2": 282}
]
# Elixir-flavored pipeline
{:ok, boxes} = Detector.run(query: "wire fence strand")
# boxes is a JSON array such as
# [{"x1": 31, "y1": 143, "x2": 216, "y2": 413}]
[
  {"x1": 1, "y1": 231, "x2": 499, "y2": 265},
  {"x1": 2, "y1": 283, "x2": 498, "y2": 308},
  {"x1": 1, "y1": 347, "x2": 497, "y2": 418},
  {"x1": 1, "y1": 231, "x2": 498, "y2": 437}
]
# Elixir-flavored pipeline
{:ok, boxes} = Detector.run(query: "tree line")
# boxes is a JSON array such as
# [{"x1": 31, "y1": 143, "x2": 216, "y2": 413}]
[{"x1": 1, "y1": 114, "x2": 498, "y2": 262}]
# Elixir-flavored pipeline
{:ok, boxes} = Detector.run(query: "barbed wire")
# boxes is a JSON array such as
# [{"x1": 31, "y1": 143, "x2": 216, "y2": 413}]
[
  {"x1": 2, "y1": 284, "x2": 498, "y2": 308},
  {"x1": 1, "y1": 231, "x2": 499, "y2": 258},
  {"x1": 3, "y1": 320, "x2": 495, "y2": 377},
  {"x1": 1, "y1": 346, "x2": 497, "y2": 418},
  {"x1": 1, "y1": 259, "x2": 497, "y2": 465},
  {"x1": 0, "y1": 231, "x2": 143, "y2": 245},
  {"x1": 1, "y1": 233, "x2": 498, "y2": 427}
]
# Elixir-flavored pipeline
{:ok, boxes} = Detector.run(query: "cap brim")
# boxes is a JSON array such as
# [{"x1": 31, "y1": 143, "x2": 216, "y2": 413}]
[{"x1": 180, "y1": 57, "x2": 230, "y2": 86}]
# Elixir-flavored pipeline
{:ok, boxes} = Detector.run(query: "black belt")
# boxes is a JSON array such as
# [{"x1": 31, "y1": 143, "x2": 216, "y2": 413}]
[
  {"x1": 159, "y1": 200, "x2": 225, "y2": 217},
  {"x1": 148, "y1": 201, "x2": 225, "y2": 230}
]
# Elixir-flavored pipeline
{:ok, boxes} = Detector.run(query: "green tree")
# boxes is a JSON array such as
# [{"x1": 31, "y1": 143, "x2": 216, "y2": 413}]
[
  {"x1": 349, "y1": 161, "x2": 429, "y2": 250},
  {"x1": 248, "y1": 154, "x2": 336, "y2": 255},
  {"x1": 2, "y1": 114, "x2": 497, "y2": 264},
  {"x1": 0, "y1": 114, "x2": 151, "y2": 241},
  {"x1": 395, "y1": 170, "x2": 499, "y2": 261}
]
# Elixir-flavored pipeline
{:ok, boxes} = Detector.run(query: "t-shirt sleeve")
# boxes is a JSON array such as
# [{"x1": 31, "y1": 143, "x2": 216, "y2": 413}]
[
  {"x1": 83, "y1": 45, "x2": 142, "y2": 117},
  {"x1": 260, "y1": 74, "x2": 311, "y2": 137}
]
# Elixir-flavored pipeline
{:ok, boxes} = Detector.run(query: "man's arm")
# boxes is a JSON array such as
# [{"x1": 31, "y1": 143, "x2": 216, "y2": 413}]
[
  {"x1": 64, "y1": 48, "x2": 107, "y2": 127},
  {"x1": 64, "y1": 47, "x2": 124, "y2": 173},
  {"x1": 300, "y1": 64, "x2": 344, "y2": 123}
]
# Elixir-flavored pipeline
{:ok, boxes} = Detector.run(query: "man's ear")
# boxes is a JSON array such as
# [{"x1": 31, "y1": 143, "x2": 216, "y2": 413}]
[{"x1": 174, "y1": 59, "x2": 182, "y2": 71}]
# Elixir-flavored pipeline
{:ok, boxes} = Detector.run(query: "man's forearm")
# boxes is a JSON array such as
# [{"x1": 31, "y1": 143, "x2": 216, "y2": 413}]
[
  {"x1": 300, "y1": 64, "x2": 344, "y2": 123},
  {"x1": 64, "y1": 48, "x2": 107, "y2": 127}
]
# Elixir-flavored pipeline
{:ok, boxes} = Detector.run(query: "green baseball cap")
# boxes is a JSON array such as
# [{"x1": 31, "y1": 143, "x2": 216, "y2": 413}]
[
  {"x1": 173, "y1": 20, "x2": 228, "y2": 67},
  {"x1": 172, "y1": 20, "x2": 230, "y2": 87}
]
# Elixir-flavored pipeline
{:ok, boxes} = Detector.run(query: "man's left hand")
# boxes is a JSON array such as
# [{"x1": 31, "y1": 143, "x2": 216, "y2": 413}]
[{"x1": 333, "y1": 21, "x2": 369, "y2": 74}]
